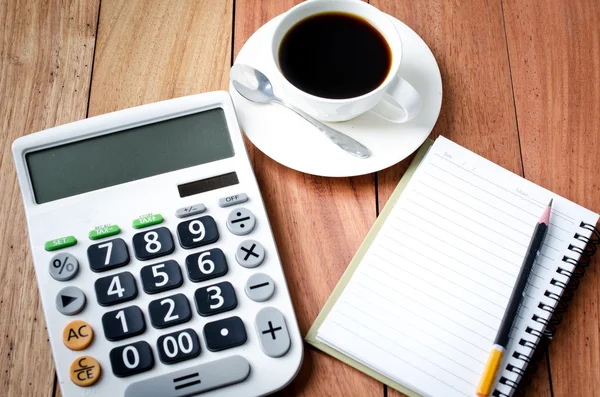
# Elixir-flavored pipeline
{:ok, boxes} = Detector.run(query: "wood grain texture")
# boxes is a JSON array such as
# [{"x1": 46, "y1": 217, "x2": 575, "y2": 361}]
[
  {"x1": 234, "y1": 1, "x2": 382, "y2": 396},
  {"x1": 371, "y1": 0, "x2": 552, "y2": 395},
  {"x1": 503, "y1": 1, "x2": 600, "y2": 395},
  {"x1": 0, "y1": 0, "x2": 99, "y2": 396},
  {"x1": 88, "y1": 0, "x2": 233, "y2": 116}
]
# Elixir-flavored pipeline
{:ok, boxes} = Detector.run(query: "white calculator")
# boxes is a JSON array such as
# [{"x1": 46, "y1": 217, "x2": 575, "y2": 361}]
[{"x1": 12, "y1": 91, "x2": 303, "y2": 397}]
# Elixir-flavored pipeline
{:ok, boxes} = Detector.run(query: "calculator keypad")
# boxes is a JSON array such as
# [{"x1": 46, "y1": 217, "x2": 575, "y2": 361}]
[
  {"x1": 140, "y1": 260, "x2": 183, "y2": 294},
  {"x1": 148, "y1": 293, "x2": 192, "y2": 329},
  {"x1": 132, "y1": 227, "x2": 175, "y2": 261},
  {"x1": 194, "y1": 281, "x2": 238, "y2": 316},
  {"x1": 156, "y1": 328, "x2": 201, "y2": 365},
  {"x1": 88, "y1": 238, "x2": 130, "y2": 272},
  {"x1": 176, "y1": 215, "x2": 219, "y2": 249},
  {"x1": 110, "y1": 341, "x2": 154, "y2": 377},
  {"x1": 185, "y1": 248, "x2": 228, "y2": 282},
  {"x1": 102, "y1": 306, "x2": 146, "y2": 341},
  {"x1": 94, "y1": 271, "x2": 138, "y2": 306},
  {"x1": 53, "y1": 192, "x2": 295, "y2": 392}
]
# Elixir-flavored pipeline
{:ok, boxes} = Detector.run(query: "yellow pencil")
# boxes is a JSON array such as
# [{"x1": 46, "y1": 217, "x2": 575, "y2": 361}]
[{"x1": 476, "y1": 200, "x2": 552, "y2": 397}]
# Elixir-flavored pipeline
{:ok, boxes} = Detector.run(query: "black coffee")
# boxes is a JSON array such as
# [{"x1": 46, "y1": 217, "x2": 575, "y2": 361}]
[{"x1": 278, "y1": 12, "x2": 392, "y2": 99}]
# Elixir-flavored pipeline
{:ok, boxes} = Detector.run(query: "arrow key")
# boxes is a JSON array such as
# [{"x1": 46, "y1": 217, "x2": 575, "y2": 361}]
[{"x1": 56, "y1": 286, "x2": 86, "y2": 315}]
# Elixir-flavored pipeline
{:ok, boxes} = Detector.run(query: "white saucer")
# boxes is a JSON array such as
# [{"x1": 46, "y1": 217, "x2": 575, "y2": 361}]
[{"x1": 230, "y1": 13, "x2": 442, "y2": 177}]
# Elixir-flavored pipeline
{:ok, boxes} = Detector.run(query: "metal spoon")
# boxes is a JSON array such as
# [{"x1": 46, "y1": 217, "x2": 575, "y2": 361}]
[{"x1": 230, "y1": 64, "x2": 371, "y2": 159}]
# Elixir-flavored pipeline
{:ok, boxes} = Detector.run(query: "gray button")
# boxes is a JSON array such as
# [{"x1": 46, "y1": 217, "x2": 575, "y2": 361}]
[
  {"x1": 56, "y1": 286, "x2": 86, "y2": 315},
  {"x1": 227, "y1": 208, "x2": 256, "y2": 236},
  {"x1": 175, "y1": 203, "x2": 206, "y2": 218},
  {"x1": 235, "y1": 240, "x2": 265, "y2": 268},
  {"x1": 49, "y1": 253, "x2": 79, "y2": 281},
  {"x1": 245, "y1": 273, "x2": 275, "y2": 302},
  {"x1": 219, "y1": 193, "x2": 248, "y2": 208},
  {"x1": 125, "y1": 355, "x2": 250, "y2": 397},
  {"x1": 255, "y1": 307, "x2": 291, "y2": 358}
]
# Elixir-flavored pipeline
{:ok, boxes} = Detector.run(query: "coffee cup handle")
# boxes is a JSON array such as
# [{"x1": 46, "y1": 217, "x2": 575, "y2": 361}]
[{"x1": 370, "y1": 76, "x2": 422, "y2": 123}]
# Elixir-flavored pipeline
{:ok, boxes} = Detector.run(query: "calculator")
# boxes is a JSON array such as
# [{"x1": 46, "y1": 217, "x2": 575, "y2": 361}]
[{"x1": 12, "y1": 91, "x2": 303, "y2": 397}]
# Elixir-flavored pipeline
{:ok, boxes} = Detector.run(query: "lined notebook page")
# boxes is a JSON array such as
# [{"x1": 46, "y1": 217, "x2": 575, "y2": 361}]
[{"x1": 317, "y1": 136, "x2": 599, "y2": 397}]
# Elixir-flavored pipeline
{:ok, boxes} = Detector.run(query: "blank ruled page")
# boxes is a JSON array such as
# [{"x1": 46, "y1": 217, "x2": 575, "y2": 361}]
[{"x1": 316, "y1": 136, "x2": 599, "y2": 397}]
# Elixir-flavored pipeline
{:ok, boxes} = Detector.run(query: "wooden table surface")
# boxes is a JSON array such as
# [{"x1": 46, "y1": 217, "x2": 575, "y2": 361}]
[{"x1": 1, "y1": 1, "x2": 599, "y2": 396}]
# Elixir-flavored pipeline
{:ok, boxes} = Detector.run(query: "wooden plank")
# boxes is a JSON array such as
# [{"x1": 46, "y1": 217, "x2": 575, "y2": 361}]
[
  {"x1": 88, "y1": 0, "x2": 233, "y2": 115},
  {"x1": 234, "y1": 1, "x2": 382, "y2": 396},
  {"x1": 503, "y1": 1, "x2": 600, "y2": 396},
  {"x1": 0, "y1": 0, "x2": 99, "y2": 396},
  {"x1": 370, "y1": 0, "x2": 552, "y2": 396}
]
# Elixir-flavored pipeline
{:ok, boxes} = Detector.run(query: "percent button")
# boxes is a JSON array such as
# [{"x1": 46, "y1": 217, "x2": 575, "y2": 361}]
[{"x1": 49, "y1": 253, "x2": 79, "y2": 281}]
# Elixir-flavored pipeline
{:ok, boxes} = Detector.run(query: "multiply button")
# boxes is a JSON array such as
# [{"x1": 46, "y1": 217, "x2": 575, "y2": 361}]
[
  {"x1": 63, "y1": 320, "x2": 94, "y2": 351},
  {"x1": 226, "y1": 208, "x2": 256, "y2": 235},
  {"x1": 69, "y1": 356, "x2": 101, "y2": 387},
  {"x1": 219, "y1": 193, "x2": 248, "y2": 207},
  {"x1": 49, "y1": 252, "x2": 79, "y2": 281},
  {"x1": 255, "y1": 307, "x2": 291, "y2": 358},
  {"x1": 235, "y1": 239, "x2": 265, "y2": 268}
]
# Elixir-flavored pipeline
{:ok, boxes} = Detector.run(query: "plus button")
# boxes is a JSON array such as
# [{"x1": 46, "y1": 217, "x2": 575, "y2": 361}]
[{"x1": 261, "y1": 321, "x2": 282, "y2": 340}]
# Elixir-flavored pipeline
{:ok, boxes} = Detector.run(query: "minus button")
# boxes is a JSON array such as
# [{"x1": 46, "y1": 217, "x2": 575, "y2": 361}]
[{"x1": 245, "y1": 273, "x2": 275, "y2": 302}]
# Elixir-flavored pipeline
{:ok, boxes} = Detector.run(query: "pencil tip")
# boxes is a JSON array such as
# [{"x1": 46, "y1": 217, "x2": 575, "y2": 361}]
[
  {"x1": 540, "y1": 200, "x2": 552, "y2": 225},
  {"x1": 549, "y1": 198, "x2": 553, "y2": 207}
]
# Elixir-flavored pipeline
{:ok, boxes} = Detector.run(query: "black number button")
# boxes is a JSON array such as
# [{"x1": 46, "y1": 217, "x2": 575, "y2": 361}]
[
  {"x1": 140, "y1": 260, "x2": 183, "y2": 294},
  {"x1": 177, "y1": 216, "x2": 219, "y2": 249},
  {"x1": 110, "y1": 341, "x2": 154, "y2": 377},
  {"x1": 94, "y1": 271, "x2": 137, "y2": 306},
  {"x1": 194, "y1": 281, "x2": 237, "y2": 317},
  {"x1": 148, "y1": 293, "x2": 192, "y2": 329},
  {"x1": 132, "y1": 227, "x2": 174, "y2": 261},
  {"x1": 102, "y1": 306, "x2": 146, "y2": 341},
  {"x1": 88, "y1": 238, "x2": 130, "y2": 272},
  {"x1": 157, "y1": 328, "x2": 201, "y2": 365},
  {"x1": 203, "y1": 316, "x2": 247, "y2": 352},
  {"x1": 185, "y1": 248, "x2": 228, "y2": 283}
]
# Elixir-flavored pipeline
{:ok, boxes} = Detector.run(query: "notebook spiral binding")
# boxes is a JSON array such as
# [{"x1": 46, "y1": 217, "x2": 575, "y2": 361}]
[{"x1": 492, "y1": 221, "x2": 600, "y2": 397}]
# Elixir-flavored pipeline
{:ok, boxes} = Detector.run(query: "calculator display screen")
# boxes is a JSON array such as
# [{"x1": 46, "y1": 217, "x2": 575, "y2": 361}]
[{"x1": 26, "y1": 108, "x2": 235, "y2": 204}]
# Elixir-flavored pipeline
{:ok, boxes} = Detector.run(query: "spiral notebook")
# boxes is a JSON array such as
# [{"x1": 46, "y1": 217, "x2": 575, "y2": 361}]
[{"x1": 306, "y1": 136, "x2": 599, "y2": 397}]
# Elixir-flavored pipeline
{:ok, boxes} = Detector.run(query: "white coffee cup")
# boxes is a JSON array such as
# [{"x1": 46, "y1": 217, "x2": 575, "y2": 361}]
[{"x1": 271, "y1": 0, "x2": 421, "y2": 123}]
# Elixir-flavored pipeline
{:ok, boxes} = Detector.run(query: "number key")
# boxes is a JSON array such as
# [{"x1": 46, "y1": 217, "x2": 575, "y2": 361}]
[
  {"x1": 94, "y1": 271, "x2": 137, "y2": 306},
  {"x1": 140, "y1": 260, "x2": 183, "y2": 294},
  {"x1": 156, "y1": 328, "x2": 201, "y2": 365},
  {"x1": 194, "y1": 281, "x2": 237, "y2": 317},
  {"x1": 148, "y1": 293, "x2": 191, "y2": 329},
  {"x1": 110, "y1": 341, "x2": 154, "y2": 377},
  {"x1": 185, "y1": 248, "x2": 228, "y2": 283},
  {"x1": 102, "y1": 306, "x2": 146, "y2": 341},
  {"x1": 88, "y1": 238, "x2": 130, "y2": 272},
  {"x1": 177, "y1": 216, "x2": 219, "y2": 249},
  {"x1": 132, "y1": 227, "x2": 174, "y2": 261}
]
